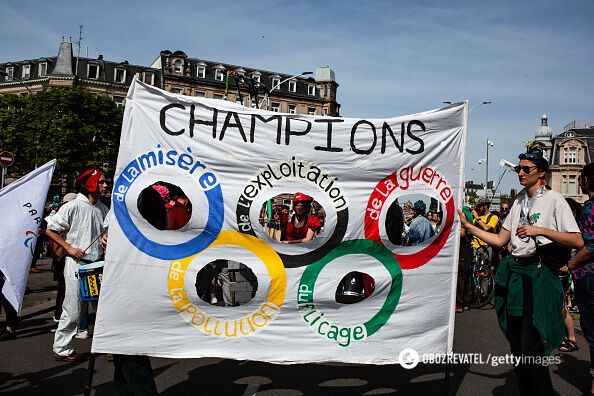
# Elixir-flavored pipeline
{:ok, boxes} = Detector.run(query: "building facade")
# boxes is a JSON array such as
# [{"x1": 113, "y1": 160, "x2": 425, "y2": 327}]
[
  {"x1": 0, "y1": 42, "x2": 341, "y2": 118},
  {"x1": 151, "y1": 50, "x2": 340, "y2": 116},
  {"x1": 0, "y1": 40, "x2": 161, "y2": 107},
  {"x1": 533, "y1": 114, "x2": 592, "y2": 203}
]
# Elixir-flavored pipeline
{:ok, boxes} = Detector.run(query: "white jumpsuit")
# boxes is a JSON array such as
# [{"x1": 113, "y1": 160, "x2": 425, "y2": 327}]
[{"x1": 46, "y1": 193, "x2": 108, "y2": 356}]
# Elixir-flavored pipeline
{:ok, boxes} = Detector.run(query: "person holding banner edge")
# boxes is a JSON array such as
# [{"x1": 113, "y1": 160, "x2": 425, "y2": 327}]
[
  {"x1": 45, "y1": 168, "x2": 109, "y2": 362},
  {"x1": 458, "y1": 146, "x2": 583, "y2": 395}
]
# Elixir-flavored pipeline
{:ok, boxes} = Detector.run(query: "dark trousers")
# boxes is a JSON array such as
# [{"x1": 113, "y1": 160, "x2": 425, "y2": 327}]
[
  {"x1": 0, "y1": 272, "x2": 19, "y2": 329},
  {"x1": 113, "y1": 354, "x2": 158, "y2": 395},
  {"x1": 506, "y1": 275, "x2": 554, "y2": 396},
  {"x1": 456, "y1": 243, "x2": 472, "y2": 306},
  {"x1": 574, "y1": 274, "x2": 594, "y2": 377}
]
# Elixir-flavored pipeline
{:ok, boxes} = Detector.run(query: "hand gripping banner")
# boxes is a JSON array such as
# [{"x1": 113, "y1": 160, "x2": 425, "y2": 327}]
[{"x1": 92, "y1": 80, "x2": 467, "y2": 364}]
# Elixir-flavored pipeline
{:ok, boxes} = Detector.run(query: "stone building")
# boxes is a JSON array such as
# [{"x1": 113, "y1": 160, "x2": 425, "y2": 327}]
[
  {"x1": 1, "y1": 43, "x2": 341, "y2": 118},
  {"x1": 0, "y1": 40, "x2": 161, "y2": 106},
  {"x1": 151, "y1": 50, "x2": 340, "y2": 116},
  {"x1": 533, "y1": 113, "x2": 593, "y2": 203}
]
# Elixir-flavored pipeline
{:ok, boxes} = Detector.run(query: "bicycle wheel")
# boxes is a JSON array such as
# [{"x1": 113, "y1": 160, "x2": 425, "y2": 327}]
[{"x1": 470, "y1": 266, "x2": 495, "y2": 309}]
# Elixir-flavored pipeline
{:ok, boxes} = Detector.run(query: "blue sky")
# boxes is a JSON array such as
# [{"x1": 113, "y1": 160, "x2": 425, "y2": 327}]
[{"x1": 1, "y1": 0, "x2": 593, "y2": 193}]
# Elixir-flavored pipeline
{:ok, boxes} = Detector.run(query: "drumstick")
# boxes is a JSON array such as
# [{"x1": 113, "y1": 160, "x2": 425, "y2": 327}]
[{"x1": 82, "y1": 231, "x2": 105, "y2": 254}]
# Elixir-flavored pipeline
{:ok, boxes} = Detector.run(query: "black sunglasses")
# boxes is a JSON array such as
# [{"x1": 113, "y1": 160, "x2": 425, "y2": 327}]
[{"x1": 514, "y1": 165, "x2": 537, "y2": 174}]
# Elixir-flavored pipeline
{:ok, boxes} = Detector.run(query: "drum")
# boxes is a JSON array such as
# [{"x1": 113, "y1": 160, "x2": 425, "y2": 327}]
[{"x1": 79, "y1": 261, "x2": 104, "y2": 302}]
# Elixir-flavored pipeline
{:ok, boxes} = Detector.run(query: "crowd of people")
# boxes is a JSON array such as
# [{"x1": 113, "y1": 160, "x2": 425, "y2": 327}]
[
  {"x1": 385, "y1": 199, "x2": 443, "y2": 246},
  {"x1": 259, "y1": 192, "x2": 324, "y2": 243},
  {"x1": 4, "y1": 144, "x2": 594, "y2": 396}
]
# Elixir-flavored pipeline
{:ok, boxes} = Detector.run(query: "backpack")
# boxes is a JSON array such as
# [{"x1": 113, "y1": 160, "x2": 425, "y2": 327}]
[{"x1": 485, "y1": 214, "x2": 502, "y2": 234}]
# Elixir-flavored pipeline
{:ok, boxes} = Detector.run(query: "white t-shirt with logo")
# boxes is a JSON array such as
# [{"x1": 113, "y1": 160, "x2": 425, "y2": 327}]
[{"x1": 502, "y1": 189, "x2": 580, "y2": 258}]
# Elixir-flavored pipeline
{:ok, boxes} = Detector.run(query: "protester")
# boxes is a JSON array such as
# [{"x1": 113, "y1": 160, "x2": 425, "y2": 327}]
[
  {"x1": 0, "y1": 269, "x2": 19, "y2": 341},
  {"x1": 459, "y1": 146, "x2": 583, "y2": 395},
  {"x1": 470, "y1": 197, "x2": 499, "y2": 266},
  {"x1": 456, "y1": 206, "x2": 474, "y2": 313},
  {"x1": 45, "y1": 169, "x2": 109, "y2": 362},
  {"x1": 568, "y1": 163, "x2": 594, "y2": 395},
  {"x1": 407, "y1": 200, "x2": 434, "y2": 246},
  {"x1": 558, "y1": 197, "x2": 582, "y2": 353},
  {"x1": 137, "y1": 184, "x2": 168, "y2": 230},
  {"x1": 48, "y1": 192, "x2": 77, "y2": 327},
  {"x1": 282, "y1": 192, "x2": 321, "y2": 244},
  {"x1": 167, "y1": 187, "x2": 191, "y2": 230},
  {"x1": 386, "y1": 201, "x2": 405, "y2": 245}
]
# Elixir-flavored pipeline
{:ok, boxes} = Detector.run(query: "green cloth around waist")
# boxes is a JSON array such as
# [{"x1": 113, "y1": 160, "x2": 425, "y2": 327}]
[{"x1": 494, "y1": 254, "x2": 564, "y2": 356}]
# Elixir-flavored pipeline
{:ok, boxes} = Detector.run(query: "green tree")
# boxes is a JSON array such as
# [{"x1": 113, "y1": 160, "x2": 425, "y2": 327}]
[{"x1": 0, "y1": 86, "x2": 123, "y2": 183}]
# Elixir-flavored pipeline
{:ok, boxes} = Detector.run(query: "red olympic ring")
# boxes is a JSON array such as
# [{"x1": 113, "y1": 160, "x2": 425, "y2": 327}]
[{"x1": 364, "y1": 172, "x2": 454, "y2": 270}]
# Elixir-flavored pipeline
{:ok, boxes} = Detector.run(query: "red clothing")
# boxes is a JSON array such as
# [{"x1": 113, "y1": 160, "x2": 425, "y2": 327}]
[
  {"x1": 285, "y1": 215, "x2": 321, "y2": 241},
  {"x1": 167, "y1": 202, "x2": 190, "y2": 230}
]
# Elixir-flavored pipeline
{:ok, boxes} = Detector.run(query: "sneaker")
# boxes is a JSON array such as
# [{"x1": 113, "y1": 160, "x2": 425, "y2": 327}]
[
  {"x1": 211, "y1": 296, "x2": 218, "y2": 304},
  {"x1": 455, "y1": 304, "x2": 463, "y2": 313},
  {"x1": 75, "y1": 330, "x2": 90, "y2": 339}
]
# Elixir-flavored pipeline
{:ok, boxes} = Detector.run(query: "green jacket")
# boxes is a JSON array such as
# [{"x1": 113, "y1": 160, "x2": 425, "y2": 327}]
[{"x1": 494, "y1": 254, "x2": 564, "y2": 355}]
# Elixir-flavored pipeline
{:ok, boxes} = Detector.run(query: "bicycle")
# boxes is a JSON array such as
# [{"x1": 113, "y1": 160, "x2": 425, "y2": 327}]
[{"x1": 466, "y1": 246, "x2": 495, "y2": 309}]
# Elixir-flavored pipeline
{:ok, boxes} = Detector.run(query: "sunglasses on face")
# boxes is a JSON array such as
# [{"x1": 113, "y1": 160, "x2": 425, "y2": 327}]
[
  {"x1": 514, "y1": 165, "x2": 537, "y2": 174},
  {"x1": 98, "y1": 180, "x2": 109, "y2": 185},
  {"x1": 501, "y1": 207, "x2": 510, "y2": 212}
]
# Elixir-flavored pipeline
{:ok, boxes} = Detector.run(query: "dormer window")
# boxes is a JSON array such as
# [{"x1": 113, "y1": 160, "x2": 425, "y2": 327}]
[
  {"x1": 251, "y1": 71, "x2": 261, "y2": 84},
  {"x1": 564, "y1": 146, "x2": 578, "y2": 164},
  {"x1": 307, "y1": 84, "x2": 316, "y2": 96},
  {"x1": 114, "y1": 68, "x2": 126, "y2": 83},
  {"x1": 196, "y1": 63, "x2": 206, "y2": 78},
  {"x1": 288, "y1": 80, "x2": 297, "y2": 93},
  {"x1": 87, "y1": 64, "x2": 99, "y2": 79},
  {"x1": 4, "y1": 67, "x2": 14, "y2": 81},
  {"x1": 22, "y1": 64, "x2": 31, "y2": 79},
  {"x1": 38, "y1": 62, "x2": 47, "y2": 77},
  {"x1": 142, "y1": 72, "x2": 154, "y2": 85},
  {"x1": 174, "y1": 60, "x2": 183, "y2": 73},
  {"x1": 271, "y1": 77, "x2": 280, "y2": 89},
  {"x1": 566, "y1": 132, "x2": 576, "y2": 138},
  {"x1": 215, "y1": 68, "x2": 225, "y2": 81}
]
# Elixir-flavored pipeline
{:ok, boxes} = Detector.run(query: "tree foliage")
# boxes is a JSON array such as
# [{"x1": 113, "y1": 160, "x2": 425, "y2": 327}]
[{"x1": 0, "y1": 86, "x2": 123, "y2": 184}]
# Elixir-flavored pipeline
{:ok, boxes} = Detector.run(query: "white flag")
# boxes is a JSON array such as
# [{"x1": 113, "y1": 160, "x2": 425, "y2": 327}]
[{"x1": 0, "y1": 160, "x2": 55, "y2": 313}]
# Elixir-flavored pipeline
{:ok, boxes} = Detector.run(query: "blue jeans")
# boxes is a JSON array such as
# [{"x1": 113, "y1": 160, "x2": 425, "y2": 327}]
[{"x1": 574, "y1": 273, "x2": 594, "y2": 377}]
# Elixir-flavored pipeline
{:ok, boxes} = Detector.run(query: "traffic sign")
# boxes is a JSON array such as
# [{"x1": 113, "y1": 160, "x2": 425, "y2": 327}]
[{"x1": 0, "y1": 151, "x2": 14, "y2": 167}]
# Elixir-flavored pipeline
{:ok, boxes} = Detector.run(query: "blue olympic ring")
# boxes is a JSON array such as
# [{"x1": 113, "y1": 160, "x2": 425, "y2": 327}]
[{"x1": 113, "y1": 159, "x2": 224, "y2": 260}]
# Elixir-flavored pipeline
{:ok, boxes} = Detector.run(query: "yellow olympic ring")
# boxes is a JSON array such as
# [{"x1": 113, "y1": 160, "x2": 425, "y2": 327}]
[{"x1": 168, "y1": 230, "x2": 287, "y2": 338}]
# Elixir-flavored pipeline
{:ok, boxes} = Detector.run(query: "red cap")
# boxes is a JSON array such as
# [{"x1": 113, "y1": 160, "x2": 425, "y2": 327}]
[
  {"x1": 76, "y1": 168, "x2": 103, "y2": 193},
  {"x1": 293, "y1": 192, "x2": 312, "y2": 203}
]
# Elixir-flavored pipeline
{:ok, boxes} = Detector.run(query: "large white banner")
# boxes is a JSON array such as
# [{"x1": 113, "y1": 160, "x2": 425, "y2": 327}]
[
  {"x1": 0, "y1": 160, "x2": 55, "y2": 313},
  {"x1": 92, "y1": 80, "x2": 467, "y2": 364}
]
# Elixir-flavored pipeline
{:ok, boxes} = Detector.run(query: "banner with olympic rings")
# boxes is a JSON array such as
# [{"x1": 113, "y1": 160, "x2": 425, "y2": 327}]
[{"x1": 92, "y1": 80, "x2": 467, "y2": 364}]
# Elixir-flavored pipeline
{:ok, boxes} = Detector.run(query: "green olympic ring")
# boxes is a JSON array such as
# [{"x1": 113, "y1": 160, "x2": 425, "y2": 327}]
[{"x1": 298, "y1": 239, "x2": 403, "y2": 343}]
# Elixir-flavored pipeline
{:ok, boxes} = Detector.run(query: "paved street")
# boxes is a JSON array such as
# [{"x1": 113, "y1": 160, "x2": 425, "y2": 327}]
[{"x1": 1, "y1": 258, "x2": 592, "y2": 395}]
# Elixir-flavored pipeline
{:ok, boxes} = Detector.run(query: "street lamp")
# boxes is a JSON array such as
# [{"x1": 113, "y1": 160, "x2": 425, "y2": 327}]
[
  {"x1": 494, "y1": 159, "x2": 515, "y2": 194},
  {"x1": 485, "y1": 139, "x2": 494, "y2": 196},
  {"x1": 0, "y1": 70, "x2": 33, "y2": 95},
  {"x1": 260, "y1": 71, "x2": 313, "y2": 109}
]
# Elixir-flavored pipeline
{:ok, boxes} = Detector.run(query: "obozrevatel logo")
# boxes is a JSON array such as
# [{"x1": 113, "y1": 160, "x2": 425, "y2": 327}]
[
  {"x1": 399, "y1": 348, "x2": 420, "y2": 369},
  {"x1": 23, "y1": 230, "x2": 37, "y2": 256}
]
